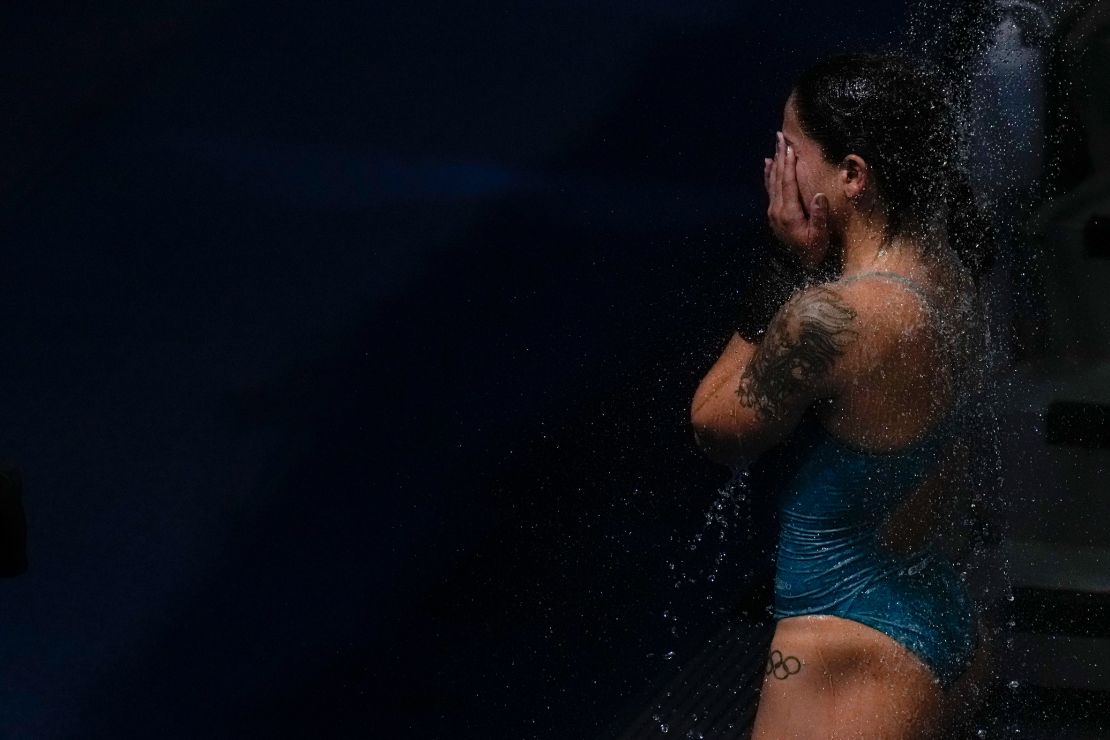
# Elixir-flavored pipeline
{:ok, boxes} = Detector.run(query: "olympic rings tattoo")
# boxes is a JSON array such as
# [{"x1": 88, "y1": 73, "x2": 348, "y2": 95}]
[{"x1": 765, "y1": 649, "x2": 802, "y2": 679}]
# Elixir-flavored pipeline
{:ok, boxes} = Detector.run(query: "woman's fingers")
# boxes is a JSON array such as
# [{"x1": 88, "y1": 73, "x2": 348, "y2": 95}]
[
  {"x1": 773, "y1": 132, "x2": 784, "y2": 196},
  {"x1": 808, "y1": 193, "x2": 829, "y2": 244},
  {"x1": 768, "y1": 132, "x2": 783, "y2": 211},
  {"x1": 780, "y1": 143, "x2": 803, "y2": 217},
  {"x1": 796, "y1": 192, "x2": 831, "y2": 268},
  {"x1": 765, "y1": 132, "x2": 829, "y2": 266},
  {"x1": 772, "y1": 135, "x2": 781, "y2": 199}
]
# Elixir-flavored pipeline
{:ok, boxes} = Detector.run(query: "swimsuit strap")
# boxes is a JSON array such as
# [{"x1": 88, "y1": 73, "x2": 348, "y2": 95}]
[
  {"x1": 836, "y1": 269, "x2": 970, "y2": 426},
  {"x1": 837, "y1": 270, "x2": 937, "y2": 314}
]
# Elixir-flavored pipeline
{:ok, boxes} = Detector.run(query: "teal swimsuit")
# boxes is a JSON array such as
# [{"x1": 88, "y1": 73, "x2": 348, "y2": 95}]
[{"x1": 770, "y1": 271, "x2": 978, "y2": 688}]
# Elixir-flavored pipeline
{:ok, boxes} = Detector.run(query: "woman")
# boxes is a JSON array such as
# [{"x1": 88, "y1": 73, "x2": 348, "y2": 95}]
[{"x1": 690, "y1": 54, "x2": 998, "y2": 738}]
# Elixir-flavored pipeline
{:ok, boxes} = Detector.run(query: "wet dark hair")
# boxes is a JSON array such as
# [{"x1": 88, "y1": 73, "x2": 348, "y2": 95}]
[{"x1": 792, "y1": 53, "x2": 996, "y2": 283}]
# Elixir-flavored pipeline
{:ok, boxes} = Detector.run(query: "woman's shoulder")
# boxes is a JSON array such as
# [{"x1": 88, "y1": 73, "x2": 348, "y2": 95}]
[
  {"x1": 770, "y1": 282, "x2": 865, "y2": 365},
  {"x1": 793, "y1": 275, "x2": 930, "y2": 346},
  {"x1": 780, "y1": 275, "x2": 948, "y2": 400}
]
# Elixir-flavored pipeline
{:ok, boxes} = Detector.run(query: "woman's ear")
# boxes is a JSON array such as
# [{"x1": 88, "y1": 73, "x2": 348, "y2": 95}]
[{"x1": 840, "y1": 154, "x2": 870, "y2": 201}]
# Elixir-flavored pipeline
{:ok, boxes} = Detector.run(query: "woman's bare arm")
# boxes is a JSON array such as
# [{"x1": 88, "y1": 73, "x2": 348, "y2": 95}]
[
  {"x1": 690, "y1": 284, "x2": 859, "y2": 467},
  {"x1": 690, "y1": 331, "x2": 759, "y2": 465}
]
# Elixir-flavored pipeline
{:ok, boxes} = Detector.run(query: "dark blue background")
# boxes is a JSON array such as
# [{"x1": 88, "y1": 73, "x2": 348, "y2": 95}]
[{"x1": 0, "y1": 2, "x2": 916, "y2": 736}]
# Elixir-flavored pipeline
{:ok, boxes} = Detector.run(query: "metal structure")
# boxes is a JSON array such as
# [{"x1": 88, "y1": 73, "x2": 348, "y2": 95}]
[{"x1": 991, "y1": 0, "x2": 1110, "y2": 708}]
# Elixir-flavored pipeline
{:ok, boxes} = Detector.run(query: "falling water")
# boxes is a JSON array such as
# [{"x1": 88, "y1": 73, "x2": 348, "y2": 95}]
[
  {"x1": 626, "y1": 2, "x2": 1110, "y2": 736},
  {"x1": 616, "y1": 3, "x2": 1110, "y2": 737}
]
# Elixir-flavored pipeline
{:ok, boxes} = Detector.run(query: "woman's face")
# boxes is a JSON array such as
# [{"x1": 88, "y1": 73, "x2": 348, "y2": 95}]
[{"x1": 780, "y1": 93, "x2": 841, "y2": 219}]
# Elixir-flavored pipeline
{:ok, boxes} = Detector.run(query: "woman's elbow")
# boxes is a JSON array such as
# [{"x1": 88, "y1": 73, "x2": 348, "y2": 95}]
[
  {"x1": 690, "y1": 400, "x2": 767, "y2": 468},
  {"x1": 690, "y1": 413, "x2": 742, "y2": 467}
]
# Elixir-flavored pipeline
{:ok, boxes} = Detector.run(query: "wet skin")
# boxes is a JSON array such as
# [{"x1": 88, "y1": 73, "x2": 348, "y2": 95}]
[{"x1": 691, "y1": 96, "x2": 989, "y2": 737}]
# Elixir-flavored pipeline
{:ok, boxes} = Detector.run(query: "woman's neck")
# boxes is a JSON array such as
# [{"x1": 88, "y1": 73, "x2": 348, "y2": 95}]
[{"x1": 837, "y1": 217, "x2": 933, "y2": 279}]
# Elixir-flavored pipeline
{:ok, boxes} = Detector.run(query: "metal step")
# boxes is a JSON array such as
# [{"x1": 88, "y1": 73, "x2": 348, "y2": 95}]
[
  {"x1": 1007, "y1": 539, "x2": 1110, "y2": 596},
  {"x1": 1000, "y1": 361, "x2": 1110, "y2": 547},
  {"x1": 1006, "y1": 632, "x2": 1110, "y2": 691},
  {"x1": 612, "y1": 618, "x2": 773, "y2": 740},
  {"x1": 1003, "y1": 539, "x2": 1110, "y2": 692}
]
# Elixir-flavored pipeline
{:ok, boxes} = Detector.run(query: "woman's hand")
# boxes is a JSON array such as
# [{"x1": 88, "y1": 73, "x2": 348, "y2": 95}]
[{"x1": 764, "y1": 131, "x2": 830, "y2": 271}]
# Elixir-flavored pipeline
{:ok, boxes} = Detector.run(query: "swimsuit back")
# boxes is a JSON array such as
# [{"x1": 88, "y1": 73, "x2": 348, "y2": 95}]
[{"x1": 770, "y1": 271, "x2": 978, "y2": 687}]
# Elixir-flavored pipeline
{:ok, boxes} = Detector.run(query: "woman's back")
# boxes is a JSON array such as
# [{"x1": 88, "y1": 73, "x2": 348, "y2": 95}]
[
  {"x1": 689, "y1": 50, "x2": 999, "y2": 738},
  {"x1": 816, "y1": 259, "x2": 981, "y2": 455},
  {"x1": 769, "y1": 268, "x2": 980, "y2": 680},
  {"x1": 747, "y1": 265, "x2": 990, "y2": 737}
]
